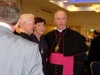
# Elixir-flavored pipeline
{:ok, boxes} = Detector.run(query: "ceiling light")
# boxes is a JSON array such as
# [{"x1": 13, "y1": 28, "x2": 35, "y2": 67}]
[
  {"x1": 49, "y1": 0, "x2": 100, "y2": 12},
  {"x1": 63, "y1": 1, "x2": 68, "y2": 2},
  {"x1": 92, "y1": 4, "x2": 100, "y2": 13}
]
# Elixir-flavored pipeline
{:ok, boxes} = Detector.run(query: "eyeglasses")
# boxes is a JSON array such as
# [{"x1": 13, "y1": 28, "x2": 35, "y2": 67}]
[{"x1": 26, "y1": 22, "x2": 35, "y2": 25}]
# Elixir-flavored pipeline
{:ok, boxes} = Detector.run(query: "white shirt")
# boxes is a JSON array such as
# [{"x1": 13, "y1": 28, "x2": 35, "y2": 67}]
[{"x1": 0, "y1": 22, "x2": 12, "y2": 31}]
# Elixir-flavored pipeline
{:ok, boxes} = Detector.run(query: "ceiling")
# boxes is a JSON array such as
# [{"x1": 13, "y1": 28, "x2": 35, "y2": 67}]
[
  {"x1": 26, "y1": 0, "x2": 66, "y2": 13},
  {"x1": 50, "y1": 0, "x2": 100, "y2": 12},
  {"x1": 18, "y1": 0, "x2": 100, "y2": 14}
]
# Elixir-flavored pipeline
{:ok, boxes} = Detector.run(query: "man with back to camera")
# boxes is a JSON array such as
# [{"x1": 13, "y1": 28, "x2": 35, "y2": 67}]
[
  {"x1": 0, "y1": 0, "x2": 43, "y2": 75},
  {"x1": 46, "y1": 10, "x2": 89, "y2": 75},
  {"x1": 87, "y1": 30, "x2": 100, "y2": 75}
]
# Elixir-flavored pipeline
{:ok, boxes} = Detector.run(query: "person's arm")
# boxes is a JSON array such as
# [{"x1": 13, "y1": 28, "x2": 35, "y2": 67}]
[{"x1": 24, "y1": 44, "x2": 44, "y2": 75}]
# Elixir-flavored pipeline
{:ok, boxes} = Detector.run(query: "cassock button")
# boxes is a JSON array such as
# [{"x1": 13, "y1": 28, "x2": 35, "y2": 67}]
[
  {"x1": 59, "y1": 38, "x2": 62, "y2": 39},
  {"x1": 56, "y1": 68, "x2": 58, "y2": 71},
  {"x1": 56, "y1": 65, "x2": 58, "y2": 67},
  {"x1": 58, "y1": 41, "x2": 60, "y2": 43},
  {"x1": 55, "y1": 65, "x2": 58, "y2": 68},
  {"x1": 55, "y1": 72, "x2": 57, "y2": 74}
]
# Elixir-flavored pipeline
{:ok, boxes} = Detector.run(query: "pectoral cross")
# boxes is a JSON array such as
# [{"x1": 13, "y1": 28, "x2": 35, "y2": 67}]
[
  {"x1": 41, "y1": 48, "x2": 44, "y2": 54},
  {"x1": 55, "y1": 44, "x2": 59, "y2": 52}
]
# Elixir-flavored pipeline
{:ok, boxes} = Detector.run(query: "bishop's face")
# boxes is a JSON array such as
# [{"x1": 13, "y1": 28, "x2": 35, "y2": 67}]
[{"x1": 54, "y1": 11, "x2": 67, "y2": 30}]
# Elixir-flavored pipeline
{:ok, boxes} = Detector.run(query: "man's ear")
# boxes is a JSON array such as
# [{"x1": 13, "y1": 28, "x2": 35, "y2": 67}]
[{"x1": 15, "y1": 19, "x2": 20, "y2": 28}]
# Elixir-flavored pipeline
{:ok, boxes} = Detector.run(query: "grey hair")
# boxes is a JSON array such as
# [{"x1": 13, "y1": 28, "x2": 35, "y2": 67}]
[{"x1": 19, "y1": 13, "x2": 34, "y2": 26}]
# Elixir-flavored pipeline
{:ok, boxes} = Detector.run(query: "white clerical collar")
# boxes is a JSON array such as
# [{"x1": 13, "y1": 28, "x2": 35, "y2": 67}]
[
  {"x1": 0, "y1": 22, "x2": 12, "y2": 31},
  {"x1": 57, "y1": 27, "x2": 66, "y2": 32}
]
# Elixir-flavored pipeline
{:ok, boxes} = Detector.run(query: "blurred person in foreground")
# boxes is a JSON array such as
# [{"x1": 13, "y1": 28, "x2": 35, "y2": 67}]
[
  {"x1": 45, "y1": 10, "x2": 89, "y2": 75},
  {"x1": 14, "y1": 13, "x2": 35, "y2": 41},
  {"x1": 30, "y1": 17, "x2": 48, "y2": 75},
  {"x1": 0, "y1": 0, "x2": 43, "y2": 75}
]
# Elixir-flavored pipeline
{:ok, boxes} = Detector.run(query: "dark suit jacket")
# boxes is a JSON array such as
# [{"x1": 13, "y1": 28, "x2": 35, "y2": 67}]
[
  {"x1": 14, "y1": 31, "x2": 32, "y2": 41},
  {"x1": 88, "y1": 36, "x2": 100, "y2": 63},
  {"x1": 30, "y1": 33, "x2": 48, "y2": 75}
]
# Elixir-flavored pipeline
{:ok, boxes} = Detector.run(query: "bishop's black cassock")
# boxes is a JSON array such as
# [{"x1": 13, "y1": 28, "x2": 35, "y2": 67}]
[{"x1": 45, "y1": 28, "x2": 89, "y2": 75}]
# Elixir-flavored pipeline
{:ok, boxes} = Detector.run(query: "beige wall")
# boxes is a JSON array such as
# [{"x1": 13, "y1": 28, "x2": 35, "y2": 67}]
[
  {"x1": 17, "y1": 0, "x2": 100, "y2": 37},
  {"x1": 44, "y1": 24, "x2": 55, "y2": 34}
]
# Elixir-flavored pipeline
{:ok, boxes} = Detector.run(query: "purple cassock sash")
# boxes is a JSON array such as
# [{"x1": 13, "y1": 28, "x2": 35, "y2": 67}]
[{"x1": 49, "y1": 53, "x2": 74, "y2": 75}]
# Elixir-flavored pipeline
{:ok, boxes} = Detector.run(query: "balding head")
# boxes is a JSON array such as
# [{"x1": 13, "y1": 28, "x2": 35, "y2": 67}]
[{"x1": 54, "y1": 10, "x2": 67, "y2": 19}]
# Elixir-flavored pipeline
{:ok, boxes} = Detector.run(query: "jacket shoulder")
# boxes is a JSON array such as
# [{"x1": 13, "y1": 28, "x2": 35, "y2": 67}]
[{"x1": 14, "y1": 34, "x2": 38, "y2": 49}]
